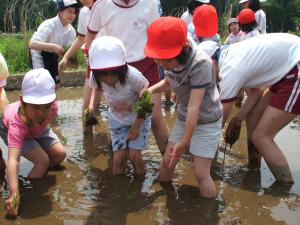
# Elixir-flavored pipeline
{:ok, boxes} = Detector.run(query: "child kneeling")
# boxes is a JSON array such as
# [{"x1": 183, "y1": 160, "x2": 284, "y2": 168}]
[
  {"x1": 88, "y1": 36, "x2": 151, "y2": 175},
  {"x1": 0, "y1": 69, "x2": 66, "y2": 216}
]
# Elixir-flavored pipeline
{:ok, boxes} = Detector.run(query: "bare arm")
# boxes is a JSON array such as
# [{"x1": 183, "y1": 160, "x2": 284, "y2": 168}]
[
  {"x1": 85, "y1": 31, "x2": 97, "y2": 51},
  {"x1": 148, "y1": 78, "x2": 171, "y2": 94},
  {"x1": 59, "y1": 36, "x2": 85, "y2": 74},
  {"x1": 6, "y1": 147, "x2": 21, "y2": 216}
]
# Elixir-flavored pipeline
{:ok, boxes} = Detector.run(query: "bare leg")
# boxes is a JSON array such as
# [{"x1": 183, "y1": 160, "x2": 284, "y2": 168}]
[
  {"x1": 193, "y1": 156, "x2": 217, "y2": 198},
  {"x1": 246, "y1": 90, "x2": 273, "y2": 168},
  {"x1": 151, "y1": 93, "x2": 170, "y2": 154},
  {"x1": 128, "y1": 149, "x2": 146, "y2": 175},
  {"x1": 46, "y1": 142, "x2": 66, "y2": 167},
  {"x1": 113, "y1": 150, "x2": 127, "y2": 175},
  {"x1": 24, "y1": 147, "x2": 50, "y2": 178},
  {"x1": 253, "y1": 106, "x2": 295, "y2": 183}
]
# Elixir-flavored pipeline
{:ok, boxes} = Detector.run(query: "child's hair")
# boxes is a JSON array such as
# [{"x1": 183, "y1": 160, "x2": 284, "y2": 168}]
[
  {"x1": 240, "y1": 20, "x2": 258, "y2": 33},
  {"x1": 249, "y1": 0, "x2": 261, "y2": 12},
  {"x1": 92, "y1": 65, "x2": 128, "y2": 89},
  {"x1": 175, "y1": 46, "x2": 191, "y2": 65},
  {"x1": 187, "y1": 0, "x2": 204, "y2": 14},
  {"x1": 227, "y1": 18, "x2": 239, "y2": 33},
  {"x1": 57, "y1": 0, "x2": 81, "y2": 13}
]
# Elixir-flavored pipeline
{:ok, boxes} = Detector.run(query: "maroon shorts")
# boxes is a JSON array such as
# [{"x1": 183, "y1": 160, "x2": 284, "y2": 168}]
[
  {"x1": 129, "y1": 57, "x2": 160, "y2": 87},
  {"x1": 269, "y1": 63, "x2": 300, "y2": 114}
]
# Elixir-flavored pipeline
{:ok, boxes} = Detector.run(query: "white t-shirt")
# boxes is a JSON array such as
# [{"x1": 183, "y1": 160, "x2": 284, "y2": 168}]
[
  {"x1": 255, "y1": 9, "x2": 266, "y2": 34},
  {"x1": 30, "y1": 16, "x2": 76, "y2": 68},
  {"x1": 180, "y1": 10, "x2": 192, "y2": 26},
  {"x1": 77, "y1": 6, "x2": 106, "y2": 37},
  {"x1": 89, "y1": 65, "x2": 149, "y2": 125},
  {"x1": 240, "y1": 29, "x2": 260, "y2": 41},
  {"x1": 219, "y1": 33, "x2": 300, "y2": 102},
  {"x1": 88, "y1": 0, "x2": 159, "y2": 63}
]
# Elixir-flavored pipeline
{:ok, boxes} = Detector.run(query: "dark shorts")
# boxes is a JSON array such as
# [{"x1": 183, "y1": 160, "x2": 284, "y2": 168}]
[
  {"x1": 269, "y1": 63, "x2": 300, "y2": 114},
  {"x1": 129, "y1": 57, "x2": 160, "y2": 87}
]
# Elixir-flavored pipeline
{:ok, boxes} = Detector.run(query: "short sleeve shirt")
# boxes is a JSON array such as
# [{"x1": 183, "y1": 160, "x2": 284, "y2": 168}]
[
  {"x1": 219, "y1": 33, "x2": 300, "y2": 102},
  {"x1": 88, "y1": 0, "x2": 159, "y2": 62},
  {"x1": 3, "y1": 101, "x2": 58, "y2": 149},
  {"x1": 90, "y1": 66, "x2": 149, "y2": 125},
  {"x1": 165, "y1": 47, "x2": 222, "y2": 123}
]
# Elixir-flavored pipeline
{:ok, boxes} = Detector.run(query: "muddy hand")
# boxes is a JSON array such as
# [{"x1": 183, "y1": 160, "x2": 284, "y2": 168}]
[
  {"x1": 168, "y1": 143, "x2": 185, "y2": 169},
  {"x1": 5, "y1": 193, "x2": 19, "y2": 217},
  {"x1": 225, "y1": 117, "x2": 242, "y2": 146}
]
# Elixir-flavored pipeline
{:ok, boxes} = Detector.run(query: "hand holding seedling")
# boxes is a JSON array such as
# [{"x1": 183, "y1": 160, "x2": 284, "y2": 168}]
[
  {"x1": 5, "y1": 193, "x2": 19, "y2": 217},
  {"x1": 225, "y1": 117, "x2": 242, "y2": 146},
  {"x1": 133, "y1": 90, "x2": 153, "y2": 119},
  {"x1": 127, "y1": 118, "x2": 143, "y2": 140}
]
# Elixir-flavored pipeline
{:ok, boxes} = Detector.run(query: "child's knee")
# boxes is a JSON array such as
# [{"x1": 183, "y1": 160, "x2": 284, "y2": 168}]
[
  {"x1": 194, "y1": 169, "x2": 210, "y2": 184},
  {"x1": 33, "y1": 155, "x2": 50, "y2": 177},
  {"x1": 50, "y1": 146, "x2": 66, "y2": 165}
]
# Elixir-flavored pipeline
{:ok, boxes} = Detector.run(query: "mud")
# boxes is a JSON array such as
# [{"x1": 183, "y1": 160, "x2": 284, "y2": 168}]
[{"x1": 1, "y1": 87, "x2": 300, "y2": 225}]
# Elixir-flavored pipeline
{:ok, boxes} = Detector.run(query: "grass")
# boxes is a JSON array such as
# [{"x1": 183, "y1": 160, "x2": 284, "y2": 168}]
[{"x1": 0, "y1": 33, "x2": 85, "y2": 74}]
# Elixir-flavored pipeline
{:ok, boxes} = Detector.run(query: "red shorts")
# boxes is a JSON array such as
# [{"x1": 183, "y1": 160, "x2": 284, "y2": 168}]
[
  {"x1": 269, "y1": 63, "x2": 300, "y2": 114},
  {"x1": 129, "y1": 57, "x2": 160, "y2": 87}
]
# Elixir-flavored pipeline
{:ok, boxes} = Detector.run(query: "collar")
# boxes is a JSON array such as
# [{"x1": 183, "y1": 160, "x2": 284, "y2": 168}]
[{"x1": 112, "y1": 0, "x2": 139, "y2": 8}]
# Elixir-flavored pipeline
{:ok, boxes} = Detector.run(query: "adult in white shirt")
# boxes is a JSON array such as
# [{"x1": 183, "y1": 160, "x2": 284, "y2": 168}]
[
  {"x1": 239, "y1": 0, "x2": 266, "y2": 34},
  {"x1": 180, "y1": 0, "x2": 210, "y2": 26},
  {"x1": 85, "y1": 0, "x2": 169, "y2": 154},
  {"x1": 219, "y1": 33, "x2": 300, "y2": 184},
  {"x1": 29, "y1": 0, "x2": 80, "y2": 84}
]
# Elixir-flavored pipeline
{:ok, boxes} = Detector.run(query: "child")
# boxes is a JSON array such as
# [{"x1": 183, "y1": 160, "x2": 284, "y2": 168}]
[
  {"x1": 88, "y1": 36, "x2": 151, "y2": 175},
  {"x1": 239, "y1": 0, "x2": 266, "y2": 34},
  {"x1": 218, "y1": 33, "x2": 300, "y2": 184},
  {"x1": 180, "y1": 0, "x2": 210, "y2": 26},
  {"x1": 224, "y1": 18, "x2": 244, "y2": 45},
  {"x1": 85, "y1": 0, "x2": 169, "y2": 155},
  {"x1": 0, "y1": 69, "x2": 66, "y2": 216},
  {"x1": 0, "y1": 52, "x2": 9, "y2": 172},
  {"x1": 29, "y1": 0, "x2": 80, "y2": 84},
  {"x1": 190, "y1": 4, "x2": 221, "y2": 46},
  {"x1": 144, "y1": 17, "x2": 222, "y2": 198},
  {"x1": 238, "y1": 8, "x2": 260, "y2": 41},
  {"x1": 58, "y1": 0, "x2": 102, "y2": 133}
]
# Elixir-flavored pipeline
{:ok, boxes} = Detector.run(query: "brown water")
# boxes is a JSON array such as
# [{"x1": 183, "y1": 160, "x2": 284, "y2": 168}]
[{"x1": 1, "y1": 87, "x2": 300, "y2": 225}]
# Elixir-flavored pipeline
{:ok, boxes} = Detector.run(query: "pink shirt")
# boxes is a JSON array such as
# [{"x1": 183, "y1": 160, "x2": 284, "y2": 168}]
[{"x1": 3, "y1": 101, "x2": 58, "y2": 149}]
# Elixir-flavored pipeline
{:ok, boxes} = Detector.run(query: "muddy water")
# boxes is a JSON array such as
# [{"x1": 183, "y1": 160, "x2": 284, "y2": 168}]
[{"x1": 1, "y1": 87, "x2": 300, "y2": 225}]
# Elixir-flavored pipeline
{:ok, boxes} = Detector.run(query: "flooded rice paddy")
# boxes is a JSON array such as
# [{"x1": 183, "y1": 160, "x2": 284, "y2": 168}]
[{"x1": 1, "y1": 87, "x2": 300, "y2": 225}]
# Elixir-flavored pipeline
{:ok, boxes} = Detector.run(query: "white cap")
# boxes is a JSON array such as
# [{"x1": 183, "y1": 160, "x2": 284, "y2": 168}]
[
  {"x1": 196, "y1": 0, "x2": 210, "y2": 3},
  {"x1": 89, "y1": 36, "x2": 126, "y2": 71},
  {"x1": 197, "y1": 41, "x2": 219, "y2": 58},
  {"x1": 22, "y1": 69, "x2": 56, "y2": 104},
  {"x1": 0, "y1": 53, "x2": 9, "y2": 80},
  {"x1": 57, "y1": 0, "x2": 79, "y2": 9},
  {"x1": 239, "y1": 0, "x2": 249, "y2": 4}
]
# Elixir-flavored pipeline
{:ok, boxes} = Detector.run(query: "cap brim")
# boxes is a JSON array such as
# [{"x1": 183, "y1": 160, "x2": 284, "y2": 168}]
[
  {"x1": 23, "y1": 93, "x2": 56, "y2": 104},
  {"x1": 239, "y1": 0, "x2": 248, "y2": 3},
  {"x1": 144, "y1": 45, "x2": 182, "y2": 59}
]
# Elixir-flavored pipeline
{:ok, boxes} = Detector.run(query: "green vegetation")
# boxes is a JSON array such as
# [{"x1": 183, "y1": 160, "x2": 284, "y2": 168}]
[
  {"x1": 0, "y1": 34, "x2": 85, "y2": 74},
  {"x1": 134, "y1": 90, "x2": 153, "y2": 119}
]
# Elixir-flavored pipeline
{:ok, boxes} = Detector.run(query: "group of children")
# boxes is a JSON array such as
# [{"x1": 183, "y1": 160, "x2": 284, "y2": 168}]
[{"x1": 0, "y1": 0, "x2": 299, "y2": 218}]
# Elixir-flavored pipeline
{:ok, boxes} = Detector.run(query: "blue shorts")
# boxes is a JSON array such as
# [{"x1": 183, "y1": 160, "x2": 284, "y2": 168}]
[
  {"x1": 0, "y1": 119, "x2": 60, "y2": 156},
  {"x1": 109, "y1": 116, "x2": 151, "y2": 152}
]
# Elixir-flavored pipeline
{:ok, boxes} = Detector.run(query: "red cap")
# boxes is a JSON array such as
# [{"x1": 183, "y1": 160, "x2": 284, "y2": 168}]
[
  {"x1": 238, "y1": 9, "x2": 256, "y2": 24},
  {"x1": 193, "y1": 5, "x2": 218, "y2": 38},
  {"x1": 144, "y1": 17, "x2": 187, "y2": 59}
]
